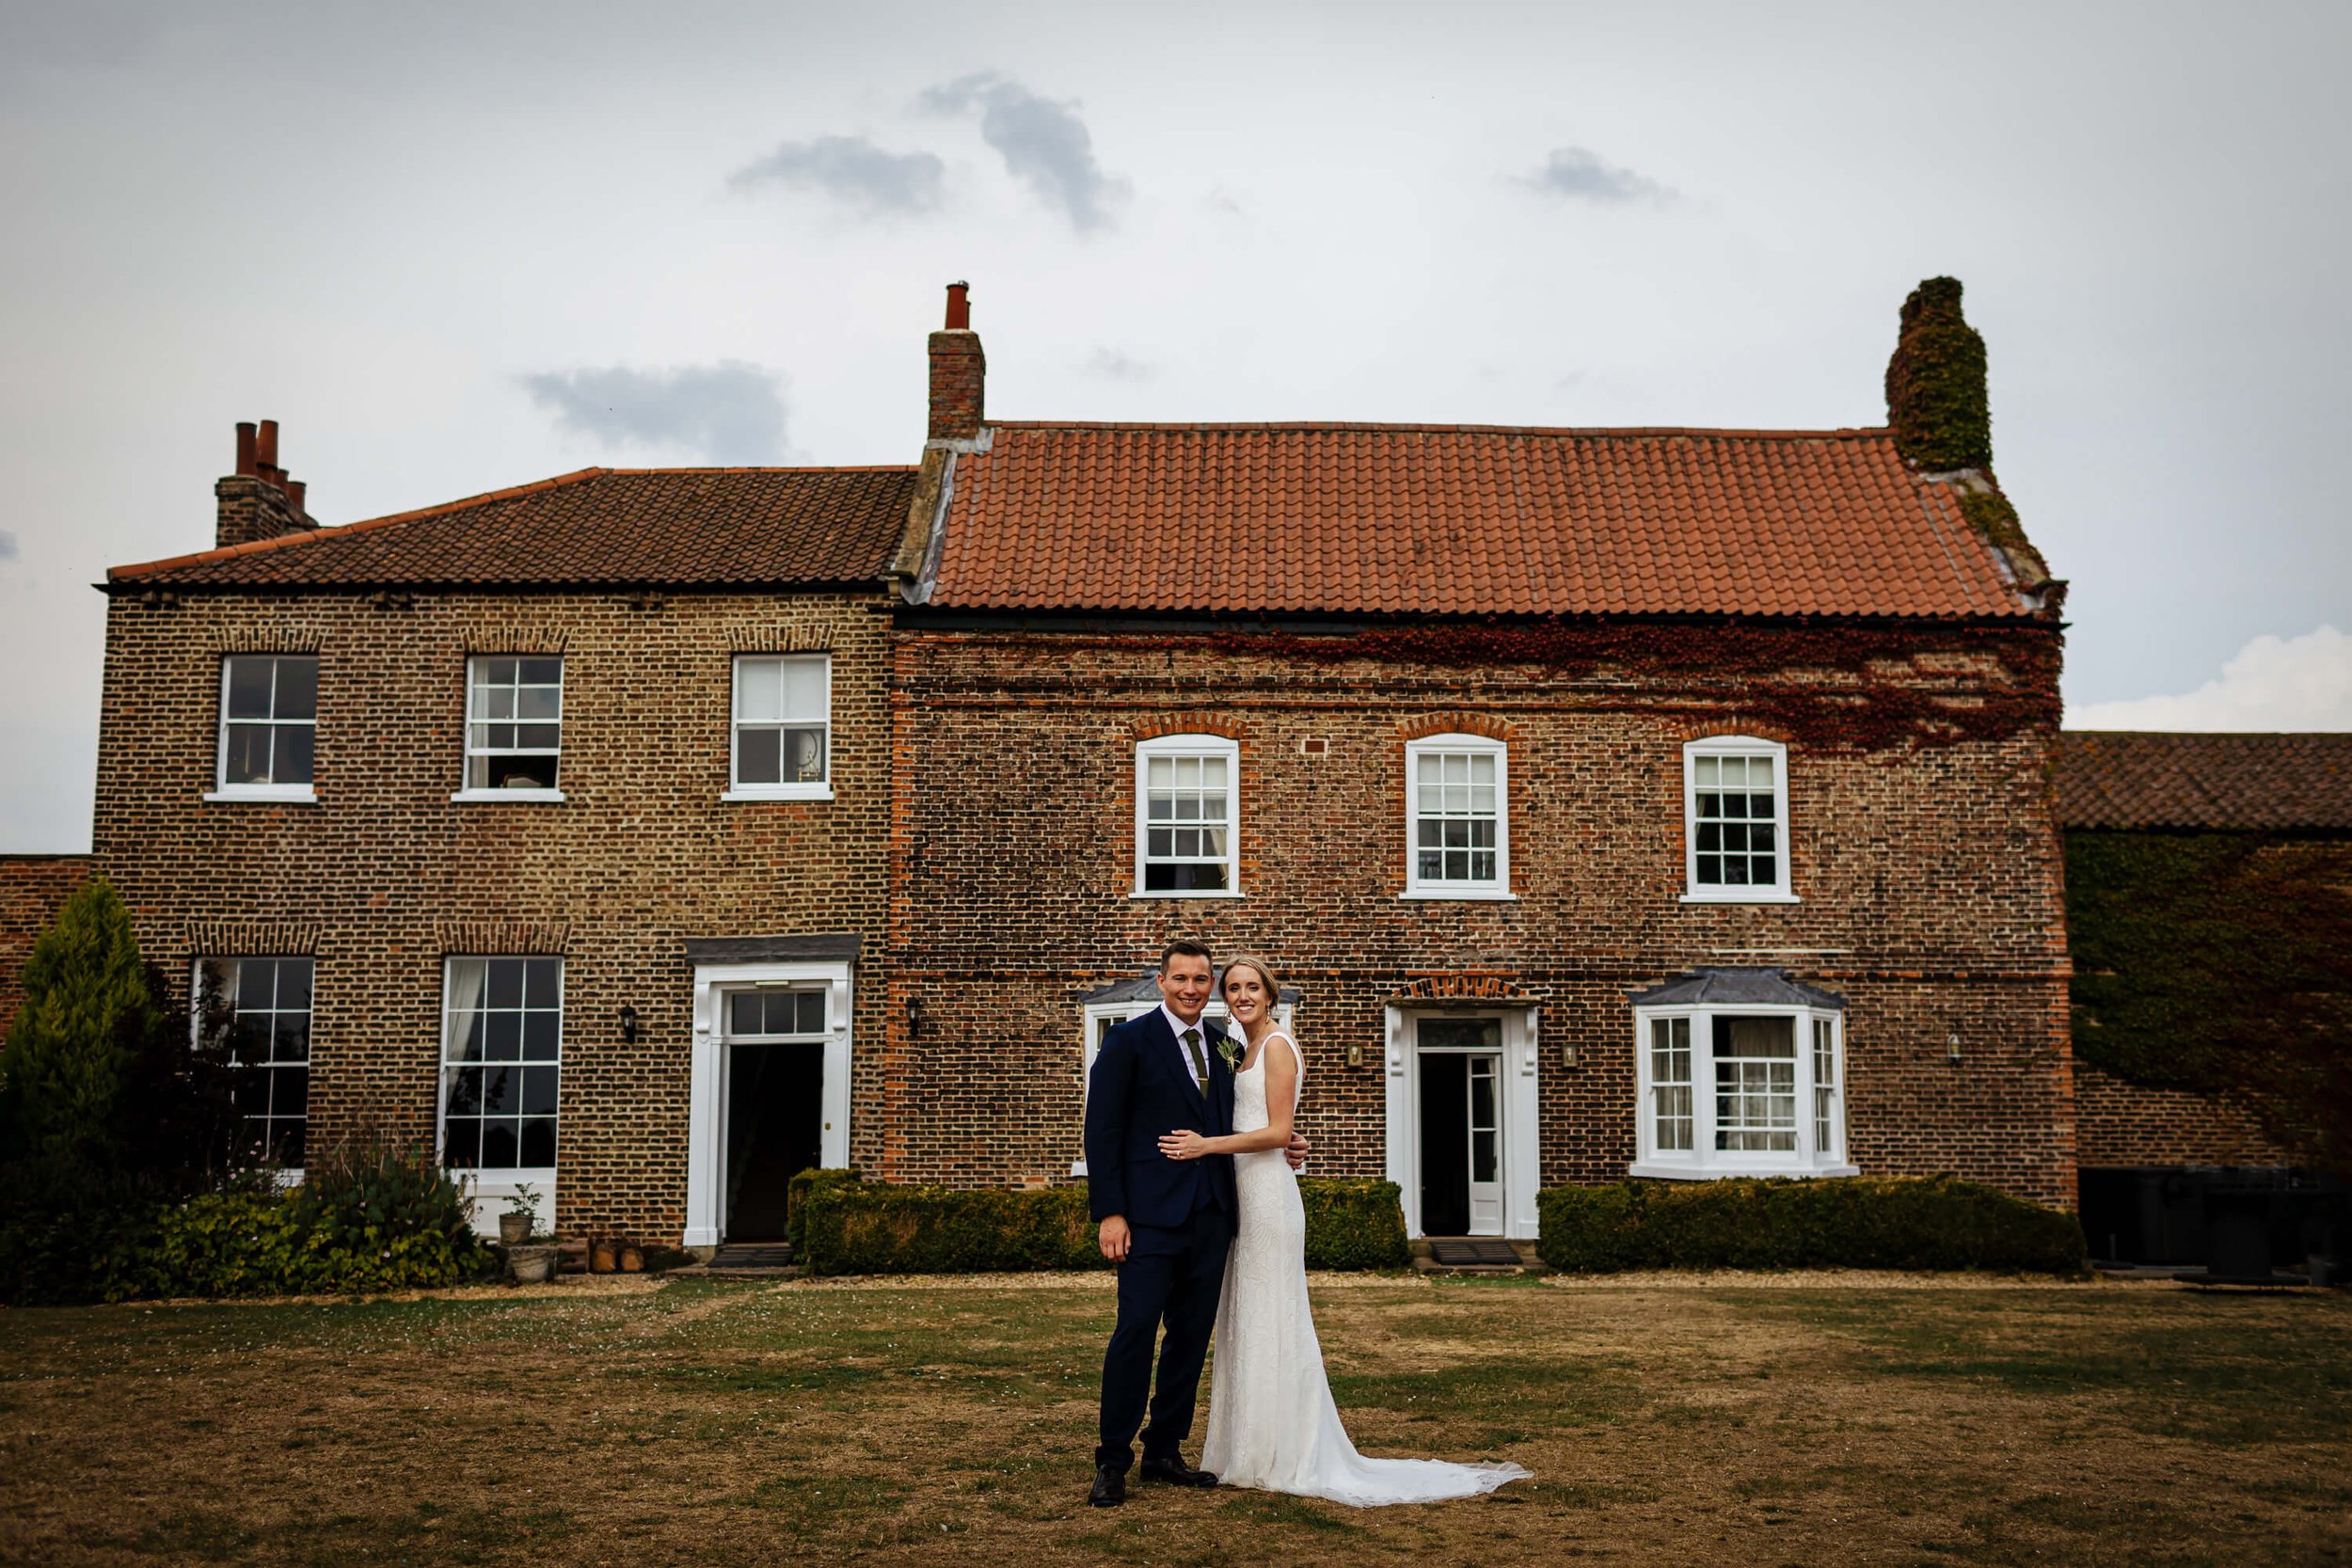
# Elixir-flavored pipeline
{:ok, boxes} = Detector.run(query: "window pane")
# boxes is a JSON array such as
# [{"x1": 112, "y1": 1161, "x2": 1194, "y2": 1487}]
[
  {"x1": 518, "y1": 658, "x2": 562, "y2": 685},
  {"x1": 485, "y1": 687, "x2": 516, "y2": 721},
  {"x1": 1148, "y1": 756, "x2": 1173, "y2": 789},
  {"x1": 518, "y1": 1118, "x2": 557, "y2": 1167},
  {"x1": 224, "y1": 725, "x2": 273, "y2": 784},
  {"x1": 442, "y1": 1117, "x2": 482, "y2": 1167},
  {"x1": 226, "y1": 658, "x2": 275, "y2": 720},
  {"x1": 522, "y1": 1012, "x2": 559, "y2": 1061},
  {"x1": 277, "y1": 959, "x2": 312, "y2": 1011},
  {"x1": 738, "y1": 727, "x2": 782, "y2": 784},
  {"x1": 486, "y1": 1012, "x2": 522, "y2": 1059},
  {"x1": 521, "y1": 1067, "x2": 558, "y2": 1117},
  {"x1": 273, "y1": 725, "x2": 314, "y2": 786},
  {"x1": 481, "y1": 1120, "x2": 519, "y2": 1168},
  {"x1": 486, "y1": 960, "x2": 524, "y2": 1009},
  {"x1": 795, "y1": 990, "x2": 825, "y2": 1034},
  {"x1": 274, "y1": 658, "x2": 318, "y2": 721},
  {"x1": 777, "y1": 657, "x2": 827, "y2": 720},
  {"x1": 273, "y1": 1015, "x2": 309, "y2": 1062},
  {"x1": 446, "y1": 1068, "x2": 483, "y2": 1117},
  {"x1": 730, "y1": 992, "x2": 761, "y2": 1036},
  {"x1": 483, "y1": 657, "x2": 516, "y2": 686},
  {"x1": 738, "y1": 657, "x2": 782, "y2": 721},
  {"x1": 525, "y1": 958, "x2": 560, "y2": 1008},
  {"x1": 1471, "y1": 1131, "x2": 1497, "y2": 1183},
  {"x1": 784, "y1": 727, "x2": 826, "y2": 782},
  {"x1": 517, "y1": 686, "x2": 560, "y2": 721}
]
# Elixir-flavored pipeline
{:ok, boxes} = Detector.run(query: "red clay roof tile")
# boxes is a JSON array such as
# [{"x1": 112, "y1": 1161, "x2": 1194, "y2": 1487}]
[
  {"x1": 109, "y1": 466, "x2": 914, "y2": 591},
  {"x1": 926, "y1": 422, "x2": 2037, "y2": 619},
  {"x1": 2053, "y1": 732, "x2": 2352, "y2": 832}
]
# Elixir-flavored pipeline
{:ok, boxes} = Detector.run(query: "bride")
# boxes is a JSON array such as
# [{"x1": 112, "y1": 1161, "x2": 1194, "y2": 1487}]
[{"x1": 1155, "y1": 954, "x2": 1530, "y2": 1506}]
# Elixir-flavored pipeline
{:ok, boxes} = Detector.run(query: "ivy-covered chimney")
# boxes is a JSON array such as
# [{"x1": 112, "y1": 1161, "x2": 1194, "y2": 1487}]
[
  {"x1": 928, "y1": 280, "x2": 985, "y2": 443},
  {"x1": 215, "y1": 419, "x2": 317, "y2": 549},
  {"x1": 1885, "y1": 277, "x2": 1991, "y2": 472}
]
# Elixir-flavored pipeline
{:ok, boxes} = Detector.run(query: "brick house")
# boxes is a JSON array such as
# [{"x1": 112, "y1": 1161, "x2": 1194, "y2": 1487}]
[
  {"x1": 887, "y1": 280, "x2": 2079, "y2": 1236},
  {"x1": 50, "y1": 277, "x2": 2092, "y2": 1248},
  {"x1": 91, "y1": 434, "x2": 913, "y2": 1243},
  {"x1": 2054, "y1": 731, "x2": 2351, "y2": 1266}
]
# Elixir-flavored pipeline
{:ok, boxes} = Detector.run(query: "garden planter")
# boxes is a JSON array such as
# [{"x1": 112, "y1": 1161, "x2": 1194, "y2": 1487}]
[
  {"x1": 507, "y1": 1245, "x2": 559, "y2": 1285},
  {"x1": 498, "y1": 1212, "x2": 532, "y2": 1246}
]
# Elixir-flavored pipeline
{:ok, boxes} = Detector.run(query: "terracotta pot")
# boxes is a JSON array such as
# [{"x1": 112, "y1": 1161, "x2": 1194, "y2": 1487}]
[
  {"x1": 508, "y1": 1245, "x2": 558, "y2": 1285},
  {"x1": 590, "y1": 1239, "x2": 619, "y2": 1273},
  {"x1": 619, "y1": 1243, "x2": 644, "y2": 1273}
]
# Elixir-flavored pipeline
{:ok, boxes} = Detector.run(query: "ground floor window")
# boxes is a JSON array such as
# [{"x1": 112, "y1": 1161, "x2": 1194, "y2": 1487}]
[
  {"x1": 439, "y1": 957, "x2": 561, "y2": 1172},
  {"x1": 198, "y1": 957, "x2": 312, "y2": 1168},
  {"x1": 1630, "y1": 989, "x2": 1851, "y2": 1179}
]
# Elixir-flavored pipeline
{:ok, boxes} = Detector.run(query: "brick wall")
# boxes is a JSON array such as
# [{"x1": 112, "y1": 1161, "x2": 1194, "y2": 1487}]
[
  {"x1": 0, "y1": 855, "x2": 97, "y2": 1029},
  {"x1": 886, "y1": 620, "x2": 2078, "y2": 1208},
  {"x1": 2074, "y1": 1065, "x2": 2293, "y2": 1167},
  {"x1": 91, "y1": 589, "x2": 893, "y2": 1237}
]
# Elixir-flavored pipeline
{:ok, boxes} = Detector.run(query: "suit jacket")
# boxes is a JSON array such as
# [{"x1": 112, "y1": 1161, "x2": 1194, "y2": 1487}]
[{"x1": 1085, "y1": 1007, "x2": 1238, "y2": 1229}]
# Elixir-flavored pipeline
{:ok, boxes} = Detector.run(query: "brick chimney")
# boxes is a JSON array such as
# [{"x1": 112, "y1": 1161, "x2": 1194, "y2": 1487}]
[
  {"x1": 927, "y1": 281, "x2": 985, "y2": 444},
  {"x1": 1884, "y1": 277, "x2": 1992, "y2": 472},
  {"x1": 215, "y1": 419, "x2": 318, "y2": 548}
]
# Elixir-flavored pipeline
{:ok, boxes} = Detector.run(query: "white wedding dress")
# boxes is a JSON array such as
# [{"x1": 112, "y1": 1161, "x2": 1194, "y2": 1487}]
[{"x1": 1200, "y1": 1032, "x2": 1531, "y2": 1505}]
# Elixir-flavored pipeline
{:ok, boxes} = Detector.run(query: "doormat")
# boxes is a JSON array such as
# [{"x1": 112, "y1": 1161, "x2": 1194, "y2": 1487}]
[
  {"x1": 1427, "y1": 1240, "x2": 1521, "y2": 1265},
  {"x1": 708, "y1": 1243, "x2": 794, "y2": 1269}
]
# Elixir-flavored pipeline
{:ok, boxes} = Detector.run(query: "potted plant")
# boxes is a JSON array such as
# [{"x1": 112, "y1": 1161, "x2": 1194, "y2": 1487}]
[{"x1": 500, "y1": 1183, "x2": 539, "y2": 1247}]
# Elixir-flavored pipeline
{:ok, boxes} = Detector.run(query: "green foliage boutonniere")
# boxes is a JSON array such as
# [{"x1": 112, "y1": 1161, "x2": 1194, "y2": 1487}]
[{"x1": 1215, "y1": 1034, "x2": 1244, "y2": 1071}]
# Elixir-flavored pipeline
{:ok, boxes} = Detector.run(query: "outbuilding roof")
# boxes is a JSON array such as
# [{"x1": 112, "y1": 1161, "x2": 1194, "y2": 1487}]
[
  {"x1": 1627, "y1": 967, "x2": 1848, "y2": 1010},
  {"x1": 107, "y1": 467, "x2": 915, "y2": 592},
  {"x1": 926, "y1": 421, "x2": 2040, "y2": 620},
  {"x1": 2052, "y1": 731, "x2": 2352, "y2": 832}
]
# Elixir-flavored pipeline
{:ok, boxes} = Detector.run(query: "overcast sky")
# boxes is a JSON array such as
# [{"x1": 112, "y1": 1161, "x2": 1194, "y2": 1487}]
[{"x1": 3, "y1": 0, "x2": 2347, "y2": 852}]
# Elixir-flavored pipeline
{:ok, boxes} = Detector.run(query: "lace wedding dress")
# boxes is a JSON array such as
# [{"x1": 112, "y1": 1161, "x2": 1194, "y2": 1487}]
[{"x1": 1200, "y1": 1032, "x2": 1531, "y2": 1505}]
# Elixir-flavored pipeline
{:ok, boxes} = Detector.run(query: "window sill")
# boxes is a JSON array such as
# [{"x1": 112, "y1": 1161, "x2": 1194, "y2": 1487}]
[
  {"x1": 722, "y1": 787, "x2": 834, "y2": 802},
  {"x1": 1629, "y1": 1160, "x2": 1859, "y2": 1181},
  {"x1": 204, "y1": 788, "x2": 317, "y2": 804},
  {"x1": 450, "y1": 789, "x2": 567, "y2": 803},
  {"x1": 1400, "y1": 888, "x2": 1518, "y2": 901},
  {"x1": 1128, "y1": 889, "x2": 1246, "y2": 900},
  {"x1": 1678, "y1": 891, "x2": 1801, "y2": 905}
]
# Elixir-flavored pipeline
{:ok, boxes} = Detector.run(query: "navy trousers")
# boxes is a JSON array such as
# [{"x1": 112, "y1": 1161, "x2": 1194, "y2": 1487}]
[{"x1": 1094, "y1": 1197, "x2": 1233, "y2": 1471}]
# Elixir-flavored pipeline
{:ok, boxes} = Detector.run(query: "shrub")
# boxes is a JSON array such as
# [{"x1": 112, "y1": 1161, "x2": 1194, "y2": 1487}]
[
  {"x1": 0, "y1": 875, "x2": 164, "y2": 1170},
  {"x1": 798, "y1": 1176, "x2": 1410, "y2": 1275},
  {"x1": 1537, "y1": 1176, "x2": 2087, "y2": 1275},
  {"x1": 1300, "y1": 1179, "x2": 1411, "y2": 1269},
  {"x1": 786, "y1": 1166, "x2": 863, "y2": 1259}
]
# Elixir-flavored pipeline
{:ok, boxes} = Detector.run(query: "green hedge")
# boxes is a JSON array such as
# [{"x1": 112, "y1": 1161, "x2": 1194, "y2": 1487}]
[
  {"x1": 796, "y1": 1176, "x2": 1410, "y2": 1276},
  {"x1": 1537, "y1": 1176, "x2": 2087, "y2": 1275}
]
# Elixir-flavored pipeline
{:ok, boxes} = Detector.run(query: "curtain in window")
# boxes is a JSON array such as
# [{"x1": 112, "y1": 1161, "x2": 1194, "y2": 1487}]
[{"x1": 440, "y1": 958, "x2": 489, "y2": 1157}]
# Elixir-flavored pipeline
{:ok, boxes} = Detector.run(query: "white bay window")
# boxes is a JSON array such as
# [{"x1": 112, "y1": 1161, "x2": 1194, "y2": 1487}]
[{"x1": 1630, "y1": 969, "x2": 1851, "y2": 1179}]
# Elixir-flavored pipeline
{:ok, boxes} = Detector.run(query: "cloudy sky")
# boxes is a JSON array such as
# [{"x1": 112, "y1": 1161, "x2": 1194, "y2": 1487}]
[{"x1": 3, "y1": 0, "x2": 2347, "y2": 851}]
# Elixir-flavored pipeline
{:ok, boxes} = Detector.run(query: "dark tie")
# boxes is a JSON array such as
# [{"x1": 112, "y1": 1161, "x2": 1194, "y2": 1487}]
[{"x1": 1182, "y1": 1028, "x2": 1209, "y2": 1101}]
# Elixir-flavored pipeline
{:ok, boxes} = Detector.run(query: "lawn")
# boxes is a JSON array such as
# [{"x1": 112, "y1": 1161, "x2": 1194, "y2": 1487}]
[{"x1": 2, "y1": 1272, "x2": 2347, "y2": 1566}]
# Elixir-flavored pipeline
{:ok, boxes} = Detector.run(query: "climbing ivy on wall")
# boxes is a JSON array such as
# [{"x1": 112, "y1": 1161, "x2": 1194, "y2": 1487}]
[
  {"x1": 1886, "y1": 277, "x2": 1993, "y2": 472},
  {"x1": 1203, "y1": 618, "x2": 2061, "y2": 754},
  {"x1": 2067, "y1": 831, "x2": 2352, "y2": 1175}
]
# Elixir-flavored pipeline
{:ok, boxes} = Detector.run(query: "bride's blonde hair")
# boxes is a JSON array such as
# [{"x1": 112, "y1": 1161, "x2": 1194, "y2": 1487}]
[{"x1": 1220, "y1": 953, "x2": 1280, "y2": 1015}]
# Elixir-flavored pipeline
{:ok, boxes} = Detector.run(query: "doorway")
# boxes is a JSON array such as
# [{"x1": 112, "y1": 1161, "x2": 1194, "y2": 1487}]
[
  {"x1": 723, "y1": 1044, "x2": 822, "y2": 1242},
  {"x1": 1415, "y1": 1017, "x2": 1504, "y2": 1236}
]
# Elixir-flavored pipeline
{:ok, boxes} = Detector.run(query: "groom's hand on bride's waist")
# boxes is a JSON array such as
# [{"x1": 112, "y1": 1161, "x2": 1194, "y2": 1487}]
[
  {"x1": 1286, "y1": 1132, "x2": 1309, "y2": 1173},
  {"x1": 1099, "y1": 1215, "x2": 1131, "y2": 1263}
]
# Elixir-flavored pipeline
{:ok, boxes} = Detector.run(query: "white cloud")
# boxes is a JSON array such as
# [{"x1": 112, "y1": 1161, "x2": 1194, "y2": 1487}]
[
  {"x1": 1523, "y1": 147, "x2": 1677, "y2": 207},
  {"x1": 729, "y1": 135, "x2": 946, "y2": 215},
  {"x1": 518, "y1": 361, "x2": 787, "y2": 464},
  {"x1": 2070, "y1": 625, "x2": 2352, "y2": 732}
]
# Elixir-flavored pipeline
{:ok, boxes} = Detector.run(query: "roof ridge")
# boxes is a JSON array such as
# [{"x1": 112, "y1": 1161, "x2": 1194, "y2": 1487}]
[
  {"x1": 987, "y1": 420, "x2": 1896, "y2": 440},
  {"x1": 108, "y1": 467, "x2": 612, "y2": 581}
]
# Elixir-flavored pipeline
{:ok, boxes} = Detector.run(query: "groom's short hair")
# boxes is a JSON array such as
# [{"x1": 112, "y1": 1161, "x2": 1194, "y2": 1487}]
[{"x1": 1160, "y1": 939, "x2": 1214, "y2": 973}]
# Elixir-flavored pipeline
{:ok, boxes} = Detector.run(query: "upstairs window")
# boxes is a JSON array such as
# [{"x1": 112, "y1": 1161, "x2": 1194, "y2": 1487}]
[
  {"x1": 1683, "y1": 736, "x2": 1794, "y2": 902},
  {"x1": 729, "y1": 654, "x2": 830, "y2": 800},
  {"x1": 462, "y1": 657, "x2": 564, "y2": 796},
  {"x1": 199, "y1": 956, "x2": 312, "y2": 1167},
  {"x1": 213, "y1": 655, "x2": 317, "y2": 800},
  {"x1": 1405, "y1": 734, "x2": 1510, "y2": 897},
  {"x1": 1135, "y1": 735, "x2": 1239, "y2": 896}
]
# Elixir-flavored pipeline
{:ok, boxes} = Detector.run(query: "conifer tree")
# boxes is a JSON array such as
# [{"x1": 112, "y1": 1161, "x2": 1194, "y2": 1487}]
[{"x1": 0, "y1": 875, "x2": 163, "y2": 1169}]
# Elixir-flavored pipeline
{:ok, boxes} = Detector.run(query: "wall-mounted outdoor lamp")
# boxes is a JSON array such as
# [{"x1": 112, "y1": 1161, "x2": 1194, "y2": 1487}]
[
  {"x1": 905, "y1": 994, "x2": 924, "y2": 1037},
  {"x1": 1946, "y1": 1031, "x2": 1963, "y2": 1065},
  {"x1": 1346, "y1": 1043, "x2": 1364, "y2": 1068},
  {"x1": 618, "y1": 1004, "x2": 640, "y2": 1045}
]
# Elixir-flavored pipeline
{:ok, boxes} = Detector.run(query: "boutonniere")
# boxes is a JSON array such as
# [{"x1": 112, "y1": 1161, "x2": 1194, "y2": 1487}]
[{"x1": 1215, "y1": 1035, "x2": 1243, "y2": 1070}]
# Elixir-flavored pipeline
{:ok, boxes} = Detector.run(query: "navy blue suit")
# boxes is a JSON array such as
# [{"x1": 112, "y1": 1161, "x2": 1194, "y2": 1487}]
[{"x1": 1086, "y1": 1007, "x2": 1236, "y2": 1471}]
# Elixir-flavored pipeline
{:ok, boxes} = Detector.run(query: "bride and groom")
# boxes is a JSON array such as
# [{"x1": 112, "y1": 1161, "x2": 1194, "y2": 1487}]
[{"x1": 1084, "y1": 939, "x2": 1529, "y2": 1509}]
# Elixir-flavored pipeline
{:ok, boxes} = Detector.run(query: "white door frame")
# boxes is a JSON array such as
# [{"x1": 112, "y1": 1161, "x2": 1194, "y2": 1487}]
[
  {"x1": 1383, "y1": 1005, "x2": 1541, "y2": 1239},
  {"x1": 685, "y1": 958, "x2": 852, "y2": 1247}
]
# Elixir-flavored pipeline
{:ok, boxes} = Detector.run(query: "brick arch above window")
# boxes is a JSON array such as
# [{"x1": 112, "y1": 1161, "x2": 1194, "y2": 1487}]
[
  {"x1": 724, "y1": 624, "x2": 835, "y2": 654},
  {"x1": 1398, "y1": 711, "x2": 1516, "y2": 743},
  {"x1": 211, "y1": 624, "x2": 327, "y2": 654},
  {"x1": 1387, "y1": 974, "x2": 1543, "y2": 1006},
  {"x1": 1658, "y1": 715, "x2": 1801, "y2": 748},
  {"x1": 181, "y1": 920, "x2": 323, "y2": 958},
  {"x1": 1132, "y1": 710, "x2": 1248, "y2": 743},
  {"x1": 464, "y1": 625, "x2": 574, "y2": 654},
  {"x1": 433, "y1": 918, "x2": 572, "y2": 956}
]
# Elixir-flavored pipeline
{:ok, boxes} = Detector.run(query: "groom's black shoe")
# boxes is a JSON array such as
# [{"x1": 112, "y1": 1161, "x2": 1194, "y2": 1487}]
[
  {"x1": 1089, "y1": 1465, "x2": 1127, "y2": 1507},
  {"x1": 1139, "y1": 1454, "x2": 1218, "y2": 1487}
]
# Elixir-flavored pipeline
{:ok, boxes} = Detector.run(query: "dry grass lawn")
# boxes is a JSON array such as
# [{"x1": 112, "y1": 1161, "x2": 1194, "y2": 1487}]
[{"x1": 2, "y1": 1271, "x2": 2347, "y2": 1566}]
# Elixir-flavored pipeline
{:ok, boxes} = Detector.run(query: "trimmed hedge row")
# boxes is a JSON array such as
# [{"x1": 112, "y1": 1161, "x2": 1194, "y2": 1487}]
[
  {"x1": 792, "y1": 1172, "x2": 1410, "y2": 1275},
  {"x1": 1537, "y1": 1176, "x2": 2087, "y2": 1275}
]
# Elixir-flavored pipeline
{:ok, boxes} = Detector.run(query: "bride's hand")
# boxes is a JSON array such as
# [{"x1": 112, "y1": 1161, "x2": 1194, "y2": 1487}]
[{"x1": 1158, "y1": 1130, "x2": 1211, "y2": 1161}]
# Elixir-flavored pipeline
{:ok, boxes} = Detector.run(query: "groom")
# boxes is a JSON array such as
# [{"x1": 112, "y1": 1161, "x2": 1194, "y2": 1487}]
[{"x1": 1085, "y1": 939, "x2": 1307, "y2": 1508}]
